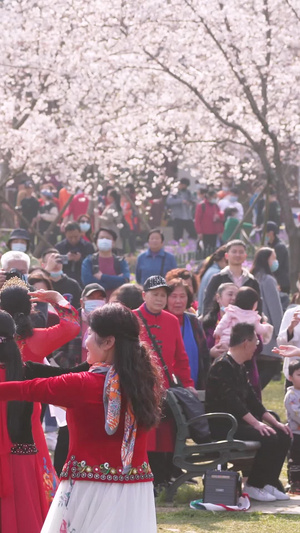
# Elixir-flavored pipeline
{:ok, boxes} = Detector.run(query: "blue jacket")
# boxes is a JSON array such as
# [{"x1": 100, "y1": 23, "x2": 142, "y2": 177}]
[
  {"x1": 135, "y1": 248, "x2": 177, "y2": 285},
  {"x1": 81, "y1": 253, "x2": 130, "y2": 290}
]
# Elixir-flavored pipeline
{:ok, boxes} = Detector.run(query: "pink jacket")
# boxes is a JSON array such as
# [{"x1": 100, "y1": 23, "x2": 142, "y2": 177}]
[{"x1": 214, "y1": 304, "x2": 273, "y2": 346}]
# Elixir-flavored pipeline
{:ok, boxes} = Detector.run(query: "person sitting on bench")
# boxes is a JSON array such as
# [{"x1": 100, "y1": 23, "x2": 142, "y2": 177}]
[{"x1": 205, "y1": 322, "x2": 291, "y2": 502}]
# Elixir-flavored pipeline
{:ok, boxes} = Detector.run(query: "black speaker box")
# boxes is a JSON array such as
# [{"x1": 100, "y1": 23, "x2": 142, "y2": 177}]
[{"x1": 203, "y1": 469, "x2": 241, "y2": 505}]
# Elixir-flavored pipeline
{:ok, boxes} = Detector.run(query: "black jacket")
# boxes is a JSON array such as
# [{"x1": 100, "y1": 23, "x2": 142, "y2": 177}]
[
  {"x1": 203, "y1": 268, "x2": 261, "y2": 316},
  {"x1": 56, "y1": 238, "x2": 94, "y2": 286}
]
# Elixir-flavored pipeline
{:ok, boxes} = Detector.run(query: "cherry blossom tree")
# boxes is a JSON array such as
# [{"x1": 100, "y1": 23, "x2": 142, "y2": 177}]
[{"x1": 1, "y1": 0, "x2": 300, "y2": 281}]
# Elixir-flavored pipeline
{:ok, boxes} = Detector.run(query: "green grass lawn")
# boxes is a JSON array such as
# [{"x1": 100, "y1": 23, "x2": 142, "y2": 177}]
[
  {"x1": 157, "y1": 512, "x2": 299, "y2": 532},
  {"x1": 156, "y1": 375, "x2": 294, "y2": 531}
]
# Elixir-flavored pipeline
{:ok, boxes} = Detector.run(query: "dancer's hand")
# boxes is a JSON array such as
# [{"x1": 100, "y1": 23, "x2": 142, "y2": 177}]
[
  {"x1": 272, "y1": 345, "x2": 300, "y2": 358},
  {"x1": 29, "y1": 289, "x2": 66, "y2": 305}
]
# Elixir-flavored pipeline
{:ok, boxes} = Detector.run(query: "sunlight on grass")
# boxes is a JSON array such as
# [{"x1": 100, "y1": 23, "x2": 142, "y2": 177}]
[{"x1": 157, "y1": 512, "x2": 300, "y2": 532}]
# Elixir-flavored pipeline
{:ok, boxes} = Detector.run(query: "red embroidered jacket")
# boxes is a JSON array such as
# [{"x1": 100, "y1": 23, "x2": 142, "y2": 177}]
[
  {"x1": 134, "y1": 304, "x2": 194, "y2": 389},
  {"x1": 0, "y1": 372, "x2": 152, "y2": 484},
  {"x1": 17, "y1": 300, "x2": 80, "y2": 363}
]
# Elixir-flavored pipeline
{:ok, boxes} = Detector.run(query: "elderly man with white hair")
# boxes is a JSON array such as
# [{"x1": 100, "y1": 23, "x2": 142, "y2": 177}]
[
  {"x1": 0, "y1": 250, "x2": 47, "y2": 327},
  {"x1": 0, "y1": 250, "x2": 30, "y2": 284}
]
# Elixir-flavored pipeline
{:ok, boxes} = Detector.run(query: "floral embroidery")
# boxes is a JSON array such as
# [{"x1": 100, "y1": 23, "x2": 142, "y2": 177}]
[
  {"x1": 58, "y1": 479, "x2": 75, "y2": 509},
  {"x1": 43, "y1": 456, "x2": 58, "y2": 503},
  {"x1": 61, "y1": 456, "x2": 153, "y2": 482},
  {"x1": 53, "y1": 302, "x2": 79, "y2": 325}
]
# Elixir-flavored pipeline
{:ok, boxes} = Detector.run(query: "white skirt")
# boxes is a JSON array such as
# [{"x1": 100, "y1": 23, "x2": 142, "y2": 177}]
[{"x1": 41, "y1": 479, "x2": 157, "y2": 533}]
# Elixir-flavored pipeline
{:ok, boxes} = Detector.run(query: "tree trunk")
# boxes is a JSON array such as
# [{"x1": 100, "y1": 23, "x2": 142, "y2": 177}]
[{"x1": 273, "y1": 166, "x2": 299, "y2": 291}]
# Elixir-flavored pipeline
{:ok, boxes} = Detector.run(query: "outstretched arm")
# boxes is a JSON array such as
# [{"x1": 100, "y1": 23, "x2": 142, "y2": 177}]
[{"x1": 0, "y1": 373, "x2": 88, "y2": 408}]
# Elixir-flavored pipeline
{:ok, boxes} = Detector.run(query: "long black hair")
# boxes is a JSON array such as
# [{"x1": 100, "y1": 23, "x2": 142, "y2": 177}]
[
  {"x1": 250, "y1": 247, "x2": 273, "y2": 277},
  {"x1": 89, "y1": 303, "x2": 164, "y2": 429},
  {"x1": 0, "y1": 310, "x2": 24, "y2": 442},
  {"x1": 198, "y1": 245, "x2": 227, "y2": 281},
  {"x1": 108, "y1": 189, "x2": 122, "y2": 212},
  {"x1": 0, "y1": 286, "x2": 33, "y2": 339}
]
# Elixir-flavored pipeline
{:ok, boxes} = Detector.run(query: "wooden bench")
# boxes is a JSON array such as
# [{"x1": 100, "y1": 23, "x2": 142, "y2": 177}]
[{"x1": 164, "y1": 389, "x2": 261, "y2": 502}]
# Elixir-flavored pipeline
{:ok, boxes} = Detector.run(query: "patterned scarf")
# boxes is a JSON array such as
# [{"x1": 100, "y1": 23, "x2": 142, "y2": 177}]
[{"x1": 89, "y1": 362, "x2": 137, "y2": 474}]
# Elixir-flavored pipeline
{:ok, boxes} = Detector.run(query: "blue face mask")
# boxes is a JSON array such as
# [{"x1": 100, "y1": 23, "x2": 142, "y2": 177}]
[
  {"x1": 49, "y1": 270, "x2": 63, "y2": 278},
  {"x1": 11, "y1": 242, "x2": 27, "y2": 253},
  {"x1": 84, "y1": 300, "x2": 105, "y2": 314},
  {"x1": 97, "y1": 238, "x2": 112, "y2": 252},
  {"x1": 229, "y1": 196, "x2": 238, "y2": 202},
  {"x1": 79, "y1": 222, "x2": 91, "y2": 233},
  {"x1": 220, "y1": 305, "x2": 226, "y2": 312},
  {"x1": 270, "y1": 259, "x2": 279, "y2": 273}
]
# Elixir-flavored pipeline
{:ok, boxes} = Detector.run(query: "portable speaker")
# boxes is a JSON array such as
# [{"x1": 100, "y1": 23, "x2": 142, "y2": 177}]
[{"x1": 203, "y1": 468, "x2": 241, "y2": 506}]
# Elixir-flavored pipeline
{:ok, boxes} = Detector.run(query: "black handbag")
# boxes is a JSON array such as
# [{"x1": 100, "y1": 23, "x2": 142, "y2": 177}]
[{"x1": 137, "y1": 310, "x2": 211, "y2": 444}]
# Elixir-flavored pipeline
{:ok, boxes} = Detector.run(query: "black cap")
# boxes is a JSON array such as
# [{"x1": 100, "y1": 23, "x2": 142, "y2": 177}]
[
  {"x1": 81, "y1": 283, "x2": 106, "y2": 298},
  {"x1": 143, "y1": 275, "x2": 170, "y2": 293},
  {"x1": 266, "y1": 221, "x2": 279, "y2": 234},
  {"x1": 8, "y1": 228, "x2": 31, "y2": 242}
]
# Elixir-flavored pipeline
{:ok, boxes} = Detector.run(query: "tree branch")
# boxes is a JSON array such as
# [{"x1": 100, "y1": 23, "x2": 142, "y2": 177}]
[
  {"x1": 283, "y1": 0, "x2": 300, "y2": 22},
  {"x1": 143, "y1": 48, "x2": 258, "y2": 149}
]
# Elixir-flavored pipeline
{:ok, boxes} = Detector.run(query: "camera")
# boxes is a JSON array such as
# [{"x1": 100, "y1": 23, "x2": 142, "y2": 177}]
[
  {"x1": 58, "y1": 255, "x2": 69, "y2": 265},
  {"x1": 5, "y1": 268, "x2": 26, "y2": 281}
]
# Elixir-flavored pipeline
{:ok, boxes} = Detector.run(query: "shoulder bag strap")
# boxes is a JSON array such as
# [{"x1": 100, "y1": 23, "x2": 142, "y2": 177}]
[
  {"x1": 159, "y1": 253, "x2": 166, "y2": 277},
  {"x1": 137, "y1": 309, "x2": 173, "y2": 386}
]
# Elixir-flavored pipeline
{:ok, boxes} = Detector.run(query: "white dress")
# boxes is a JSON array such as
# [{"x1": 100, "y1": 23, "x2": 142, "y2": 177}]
[{"x1": 42, "y1": 479, "x2": 157, "y2": 533}]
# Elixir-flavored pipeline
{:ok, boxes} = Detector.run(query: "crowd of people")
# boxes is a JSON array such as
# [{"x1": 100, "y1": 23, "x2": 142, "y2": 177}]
[{"x1": 0, "y1": 175, "x2": 300, "y2": 532}]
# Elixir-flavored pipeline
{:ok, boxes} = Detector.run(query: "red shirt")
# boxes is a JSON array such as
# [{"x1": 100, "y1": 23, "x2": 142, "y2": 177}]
[
  {"x1": 194, "y1": 200, "x2": 224, "y2": 235},
  {"x1": 64, "y1": 193, "x2": 89, "y2": 220},
  {"x1": 0, "y1": 372, "x2": 152, "y2": 484}
]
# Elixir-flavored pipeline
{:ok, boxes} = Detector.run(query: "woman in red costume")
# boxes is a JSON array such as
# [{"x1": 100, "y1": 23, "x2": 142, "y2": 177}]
[
  {"x1": 0, "y1": 303, "x2": 163, "y2": 532},
  {"x1": 133, "y1": 275, "x2": 195, "y2": 488},
  {"x1": 0, "y1": 280, "x2": 80, "y2": 506},
  {"x1": 0, "y1": 310, "x2": 47, "y2": 533}
]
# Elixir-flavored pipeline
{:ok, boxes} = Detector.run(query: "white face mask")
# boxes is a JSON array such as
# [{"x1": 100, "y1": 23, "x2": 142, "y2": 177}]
[
  {"x1": 11, "y1": 242, "x2": 27, "y2": 253},
  {"x1": 84, "y1": 300, "x2": 105, "y2": 314},
  {"x1": 97, "y1": 238, "x2": 113, "y2": 251}
]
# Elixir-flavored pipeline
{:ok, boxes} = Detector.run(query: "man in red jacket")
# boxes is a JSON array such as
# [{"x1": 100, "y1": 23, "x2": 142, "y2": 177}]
[
  {"x1": 133, "y1": 275, "x2": 195, "y2": 488},
  {"x1": 194, "y1": 190, "x2": 224, "y2": 258}
]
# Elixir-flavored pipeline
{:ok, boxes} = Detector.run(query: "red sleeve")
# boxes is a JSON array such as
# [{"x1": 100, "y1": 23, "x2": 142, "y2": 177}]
[
  {"x1": 172, "y1": 320, "x2": 194, "y2": 387},
  {"x1": 0, "y1": 373, "x2": 90, "y2": 408},
  {"x1": 25, "y1": 301, "x2": 80, "y2": 361},
  {"x1": 218, "y1": 209, "x2": 224, "y2": 222},
  {"x1": 194, "y1": 204, "x2": 203, "y2": 234},
  {"x1": 215, "y1": 206, "x2": 224, "y2": 233}
]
